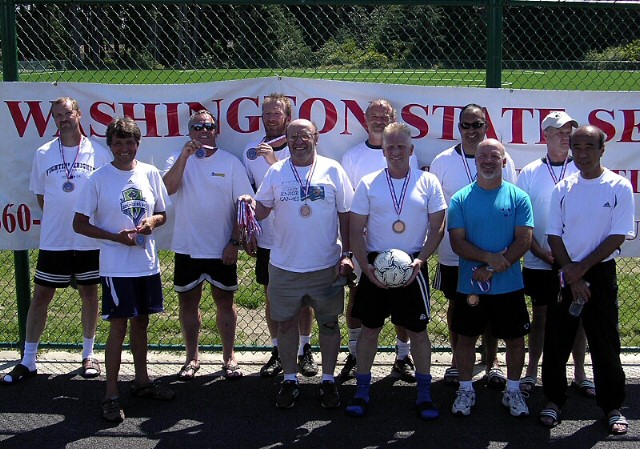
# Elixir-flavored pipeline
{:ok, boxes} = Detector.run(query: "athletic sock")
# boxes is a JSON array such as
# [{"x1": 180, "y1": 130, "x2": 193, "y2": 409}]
[
  {"x1": 298, "y1": 335, "x2": 311, "y2": 356},
  {"x1": 416, "y1": 372, "x2": 433, "y2": 404},
  {"x1": 82, "y1": 336, "x2": 95, "y2": 360},
  {"x1": 321, "y1": 373, "x2": 335, "y2": 383},
  {"x1": 21, "y1": 341, "x2": 38, "y2": 371},
  {"x1": 284, "y1": 373, "x2": 298, "y2": 383},
  {"x1": 348, "y1": 328, "x2": 361, "y2": 355},
  {"x1": 459, "y1": 380, "x2": 474, "y2": 392},
  {"x1": 507, "y1": 379, "x2": 520, "y2": 392},
  {"x1": 354, "y1": 373, "x2": 372, "y2": 401},
  {"x1": 396, "y1": 338, "x2": 410, "y2": 359},
  {"x1": 271, "y1": 338, "x2": 278, "y2": 349}
]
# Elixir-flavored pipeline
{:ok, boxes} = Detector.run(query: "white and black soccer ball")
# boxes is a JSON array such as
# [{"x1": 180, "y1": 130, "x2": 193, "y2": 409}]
[{"x1": 373, "y1": 249, "x2": 413, "y2": 288}]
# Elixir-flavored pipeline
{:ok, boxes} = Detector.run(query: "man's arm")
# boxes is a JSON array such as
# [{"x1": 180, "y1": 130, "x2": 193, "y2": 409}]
[
  {"x1": 406, "y1": 209, "x2": 446, "y2": 285},
  {"x1": 449, "y1": 227, "x2": 511, "y2": 272},
  {"x1": 36, "y1": 194, "x2": 44, "y2": 210},
  {"x1": 237, "y1": 195, "x2": 272, "y2": 221},
  {"x1": 73, "y1": 212, "x2": 137, "y2": 246},
  {"x1": 529, "y1": 236, "x2": 554, "y2": 265},
  {"x1": 163, "y1": 141, "x2": 200, "y2": 194},
  {"x1": 502, "y1": 226, "x2": 533, "y2": 265},
  {"x1": 349, "y1": 212, "x2": 385, "y2": 288}
]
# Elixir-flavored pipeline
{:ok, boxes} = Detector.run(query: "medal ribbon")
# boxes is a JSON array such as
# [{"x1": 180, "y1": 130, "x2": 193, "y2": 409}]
[
  {"x1": 58, "y1": 136, "x2": 83, "y2": 180},
  {"x1": 385, "y1": 168, "x2": 411, "y2": 218},
  {"x1": 289, "y1": 158, "x2": 317, "y2": 201},
  {"x1": 458, "y1": 144, "x2": 476, "y2": 183},
  {"x1": 544, "y1": 154, "x2": 570, "y2": 185},
  {"x1": 237, "y1": 199, "x2": 263, "y2": 242}
]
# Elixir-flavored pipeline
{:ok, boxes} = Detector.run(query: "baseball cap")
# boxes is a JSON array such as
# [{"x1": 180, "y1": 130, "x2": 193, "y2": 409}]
[{"x1": 541, "y1": 111, "x2": 578, "y2": 130}]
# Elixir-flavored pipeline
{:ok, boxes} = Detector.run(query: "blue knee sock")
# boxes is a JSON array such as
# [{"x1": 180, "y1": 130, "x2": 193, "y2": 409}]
[
  {"x1": 354, "y1": 373, "x2": 371, "y2": 401},
  {"x1": 416, "y1": 372, "x2": 432, "y2": 404}
]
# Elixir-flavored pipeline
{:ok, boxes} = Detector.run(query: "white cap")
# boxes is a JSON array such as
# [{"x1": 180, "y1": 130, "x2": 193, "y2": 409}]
[{"x1": 541, "y1": 111, "x2": 578, "y2": 130}]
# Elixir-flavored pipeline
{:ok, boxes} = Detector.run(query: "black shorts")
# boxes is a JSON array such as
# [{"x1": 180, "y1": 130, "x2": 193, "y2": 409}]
[
  {"x1": 255, "y1": 247, "x2": 270, "y2": 286},
  {"x1": 523, "y1": 267, "x2": 560, "y2": 307},
  {"x1": 34, "y1": 249, "x2": 100, "y2": 288},
  {"x1": 451, "y1": 290, "x2": 530, "y2": 340},
  {"x1": 173, "y1": 253, "x2": 238, "y2": 293},
  {"x1": 432, "y1": 263, "x2": 458, "y2": 301},
  {"x1": 101, "y1": 274, "x2": 164, "y2": 319},
  {"x1": 352, "y1": 252, "x2": 431, "y2": 333}
]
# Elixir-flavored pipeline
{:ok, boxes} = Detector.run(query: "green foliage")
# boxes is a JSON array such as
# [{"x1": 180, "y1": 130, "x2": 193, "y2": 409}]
[{"x1": 585, "y1": 39, "x2": 640, "y2": 69}]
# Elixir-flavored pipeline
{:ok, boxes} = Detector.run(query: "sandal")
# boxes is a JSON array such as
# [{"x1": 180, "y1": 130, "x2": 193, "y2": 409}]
[
  {"x1": 222, "y1": 363, "x2": 244, "y2": 380},
  {"x1": 539, "y1": 407, "x2": 561, "y2": 428},
  {"x1": 608, "y1": 414, "x2": 628, "y2": 435},
  {"x1": 0, "y1": 363, "x2": 37, "y2": 386},
  {"x1": 571, "y1": 379, "x2": 596, "y2": 398},
  {"x1": 486, "y1": 367, "x2": 507, "y2": 390},
  {"x1": 345, "y1": 397, "x2": 369, "y2": 417},
  {"x1": 80, "y1": 357, "x2": 101, "y2": 379},
  {"x1": 519, "y1": 376, "x2": 536, "y2": 397},
  {"x1": 416, "y1": 400, "x2": 440, "y2": 421},
  {"x1": 444, "y1": 367, "x2": 459, "y2": 387},
  {"x1": 130, "y1": 379, "x2": 175, "y2": 401},
  {"x1": 176, "y1": 363, "x2": 200, "y2": 382}
]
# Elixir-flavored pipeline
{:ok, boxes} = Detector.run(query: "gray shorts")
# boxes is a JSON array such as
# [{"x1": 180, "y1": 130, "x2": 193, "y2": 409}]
[{"x1": 267, "y1": 264, "x2": 345, "y2": 322}]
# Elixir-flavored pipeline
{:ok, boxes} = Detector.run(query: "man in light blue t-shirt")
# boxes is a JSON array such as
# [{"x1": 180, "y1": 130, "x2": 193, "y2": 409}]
[{"x1": 447, "y1": 138, "x2": 533, "y2": 419}]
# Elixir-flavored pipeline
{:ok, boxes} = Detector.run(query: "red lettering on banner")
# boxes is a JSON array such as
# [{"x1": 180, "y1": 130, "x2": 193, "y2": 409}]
[
  {"x1": 502, "y1": 108, "x2": 533, "y2": 144},
  {"x1": 186, "y1": 100, "x2": 222, "y2": 134},
  {"x1": 5, "y1": 101, "x2": 52, "y2": 137},
  {"x1": 121, "y1": 103, "x2": 159, "y2": 137},
  {"x1": 432, "y1": 105, "x2": 459, "y2": 140},
  {"x1": 619, "y1": 110, "x2": 640, "y2": 143},
  {"x1": 89, "y1": 102, "x2": 115, "y2": 137},
  {"x1": 165, "y1": 103, "x2": 181, "y2": 137},
  {"x1": 401, "y1": 105, "x2": 429, "y2": 139},
  {"x1": 341, "y1": 100, "x2": 366, "y2": 136},
  {"x1": 299, "y1": 98, "x2": 337, "y2": 133},
  {"x1": 536, "y1": 108, "x2": 557, "y2": 144},
  {"x1": 227, "y1": 97, "x2": 259, "y2": 134},
  {"x1": 588, "y1": 109, "x2": 616, "y2": 142},
  {"x1": 611, "y1": 169, "x2": 640, "y2": 194},
  {"x1": 484, "y1": 109, "x2": 498, "y2": 139}
]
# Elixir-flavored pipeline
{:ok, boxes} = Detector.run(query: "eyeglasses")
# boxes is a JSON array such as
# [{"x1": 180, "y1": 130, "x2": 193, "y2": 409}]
[
  {"x1": 459, "y1": 121, "x2": 486, "y2": 130},
  {"x1": 288, "y1": 132, "x2": 317, "y2": 142},
  {"x1": 190, "y1": 123, "x2": 216, "y2": 131}
]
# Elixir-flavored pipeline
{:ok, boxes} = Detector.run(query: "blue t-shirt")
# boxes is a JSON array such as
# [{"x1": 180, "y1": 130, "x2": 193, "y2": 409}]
[{"x1": 448, "y1": 181, "x2": 533, "y2": 294}]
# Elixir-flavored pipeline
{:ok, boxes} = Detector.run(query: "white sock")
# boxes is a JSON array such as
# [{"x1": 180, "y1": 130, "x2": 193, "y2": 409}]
[
  {"x1": 272, "y1": 338, "x2": 278, "y2": 348},
  {"x1": 507, "y1": 379, "x2": 520, "y2": 392},
  {"x1": 21, "y1": 341, "x2": 38, "y2": 371},
  {"x1": 82, "y1": 336, "x2": 95, "y2": 360},
  {"x1": 348, "y1": 328, "x2": 360, "y2": 355},
  {"x1": 396, "y1": 338, "x2": 410, "y2": 359},
  {"x1": 298, "y1": 335, "x2": 311, "y2": 356},
  {"x1": 284, "y1": 373, "x2": 298, "y2": 383},
  {"x1": 459, "y1": 381, "x2": 474, "y2": 392},
  {"x1": 321, "y1": 373, "x2": 335, "y2": 383}
]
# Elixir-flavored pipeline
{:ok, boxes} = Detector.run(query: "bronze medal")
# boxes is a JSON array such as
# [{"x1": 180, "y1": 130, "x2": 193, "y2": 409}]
[
  {"x1": 300, "y1": 204, "x2": 312, "y2": 217},
  {"x1": 392, "y1": 219, "x2": 405, "y2": 233}
]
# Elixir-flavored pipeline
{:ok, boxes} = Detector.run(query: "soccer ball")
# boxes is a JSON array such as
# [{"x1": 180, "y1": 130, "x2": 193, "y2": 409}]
[{"x1": 373, "y1": 249, "x2": 413, "y2": 288}]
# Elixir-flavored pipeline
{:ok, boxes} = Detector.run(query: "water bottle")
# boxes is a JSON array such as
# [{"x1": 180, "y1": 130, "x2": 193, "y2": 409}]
[{"x1": 568, "y1": 297, "x2": 585, "y2": 317}]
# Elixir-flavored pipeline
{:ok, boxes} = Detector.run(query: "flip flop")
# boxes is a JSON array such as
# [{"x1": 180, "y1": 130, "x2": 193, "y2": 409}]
[
  {"x1": 177, "y1": 363, "x2": 200, "y2": 381},
  {"x1": 0, "y1": 363, "x2": 37, "y2": 386},
  {"x1": 539, "y1": 407, "x2": 560, "y2": 428},
  {"x1": 222, "y1": 363, "x2": 244, "y2": 380},
  {"x1": 571, "y1": 379, "x2": 596, "y2": 398},
  {"x1": 80, "y1": 357, "x2": 101, "y2": 379},
  {"x1": 519, "y1": 376, "x2": 536, "y2": 397},
  {"x1": 486, "y1": 367, "x2": 507, "y2": 390},
  {"x1": 608, "y1": 414, "x2": 628, "y2": 435},
  {"x1": 444, "y1": 367, "x2": 459, "y2": 386}
]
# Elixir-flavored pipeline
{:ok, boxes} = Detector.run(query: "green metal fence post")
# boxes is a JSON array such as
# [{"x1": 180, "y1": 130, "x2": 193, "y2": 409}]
[
  {"x1": 2, "y1": 0, "x2": 30, "y2": 355},
  {"x1": 486, "y1": 0, "x2": 503, "y2": 88}
]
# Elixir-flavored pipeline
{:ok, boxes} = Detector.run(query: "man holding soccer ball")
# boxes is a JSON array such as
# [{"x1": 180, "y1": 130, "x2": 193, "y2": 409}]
[{"x1": 345, "y1": 122, "x2": 447, "y2": 420}]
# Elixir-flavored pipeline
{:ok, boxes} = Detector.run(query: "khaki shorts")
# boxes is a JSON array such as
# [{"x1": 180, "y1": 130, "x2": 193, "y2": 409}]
[{"x1": 267, "y1": 264, "x2": 345, "y2": 322}]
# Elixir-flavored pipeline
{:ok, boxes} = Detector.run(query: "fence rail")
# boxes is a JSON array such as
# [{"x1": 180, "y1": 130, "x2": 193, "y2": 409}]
[{"x1": 1, "y1": 0, "x2": 639, "y2": 351}]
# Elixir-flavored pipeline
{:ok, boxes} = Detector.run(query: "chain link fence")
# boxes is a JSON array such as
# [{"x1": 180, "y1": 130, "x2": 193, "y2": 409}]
[{"x1": 1, "y1": 0, "x2": 639, "y2": 351}]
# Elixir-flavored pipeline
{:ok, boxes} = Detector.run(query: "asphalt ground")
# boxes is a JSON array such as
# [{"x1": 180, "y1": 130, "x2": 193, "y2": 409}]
[{"x1": 0, "y1": 350, "x2": 638, "y2": 449}]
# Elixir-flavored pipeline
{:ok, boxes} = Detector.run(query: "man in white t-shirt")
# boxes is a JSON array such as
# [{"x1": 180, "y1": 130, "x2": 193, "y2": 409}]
[
  {"x1": 541, "y1": 125, "x2": 634, "y2": 435},
  {"x1": 340, "y1": 99, "x2": 420, "y2": 382},
  {"x1": 429, "y1": 103, "x2": 517, "y2": 388},
  {"x1": 516, "y1": 111, "x2": 592, "y2": 398},
  {"x1": 1, "y1": 97, "x2": 111, "y2": 386},
  {"x1": 163, "y1": 110, "x2": 253, "y2": 381},
  {"x1": 239, "y1": 119, "x2": 354, "y2": 410},
  {"x1": 242, "y1": 94, "x2": 318, "y2": 378},
  {"x1": 345, "y1": 123, "x2": 446, "y2": 420}
]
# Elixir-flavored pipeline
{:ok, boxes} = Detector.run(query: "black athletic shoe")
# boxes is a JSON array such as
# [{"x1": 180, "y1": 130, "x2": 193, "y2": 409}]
[
  {"x1": 298, "y1": 343, "x2": 319, "y2": 377},
  {"x1": 340, "y1": 353, "x2": 357, "y2": 380},
  {"x1": 260, "y1": 347, "x2": 283, "y2": 377},
  {"x1": 392, "y1": 355, "x2": 416, "y2": 383}
]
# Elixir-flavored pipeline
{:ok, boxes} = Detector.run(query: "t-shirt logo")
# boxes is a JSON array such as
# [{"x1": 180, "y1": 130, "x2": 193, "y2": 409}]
[
  {"x1": 303, "y1": 186, "x2": 325, "y2": 202},
  {"x1": 121, "y1": 187, "x2": 146, "y2": 226}
]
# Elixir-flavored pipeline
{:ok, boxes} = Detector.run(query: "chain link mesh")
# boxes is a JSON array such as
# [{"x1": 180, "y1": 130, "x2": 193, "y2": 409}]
[{"x1": 2, "y1": 1, "x2": 639, "y2": 351}]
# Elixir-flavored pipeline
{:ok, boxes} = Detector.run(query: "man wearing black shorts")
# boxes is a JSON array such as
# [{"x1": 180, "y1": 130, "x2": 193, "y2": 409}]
[
  {"x1": 163, "y1": 110, "x2": 253, "y2": 380},
  {"x1": 1, "y1": 97, "x2": 111, "y2": 386},
  {"x1": 345, "y1": 122, "x2": 446, "y2": 419}
]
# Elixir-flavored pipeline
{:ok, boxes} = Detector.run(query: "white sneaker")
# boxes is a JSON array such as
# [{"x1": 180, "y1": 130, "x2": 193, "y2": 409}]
[
  {"x1": 451, "y1": 389, "x2": 476, "y2": 416},
  {"x1": 502, "y1": 390, "x2": 529, "y2": 417}
]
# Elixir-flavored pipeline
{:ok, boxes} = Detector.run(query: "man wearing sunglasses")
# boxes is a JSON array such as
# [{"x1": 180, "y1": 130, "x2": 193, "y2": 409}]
[
  {"x1": 430, "y1": 104, "x2": 517, "y2": 389},
  {"x1": 340, "y1": 99, "x2": 421, "y2": 383},
  {"x1": 242, "y1": 94, "x2": 319, "y2": 379},
  {"x1": 163, "y1": 110, "x2": 253, "y2": 381},
  {"x1": 448, "y1": 138, "x2": 533, "y2": 418}
]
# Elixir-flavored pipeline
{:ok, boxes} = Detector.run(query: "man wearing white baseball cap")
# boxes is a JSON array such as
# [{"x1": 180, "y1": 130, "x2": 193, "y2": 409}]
[{"x1": 517, "y1": 111, "x2": 594, "y2": 399}]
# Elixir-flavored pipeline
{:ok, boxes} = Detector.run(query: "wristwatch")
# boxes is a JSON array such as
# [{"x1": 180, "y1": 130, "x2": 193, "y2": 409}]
[
  {"x1": 341, "y1": 251, "x2": 353, "y2": 259},
  {"x1": 229, "y1": 238, "x2": 241, "y2": 247}
]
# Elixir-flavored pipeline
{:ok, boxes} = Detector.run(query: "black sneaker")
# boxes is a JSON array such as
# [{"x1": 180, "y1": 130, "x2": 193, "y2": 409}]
[
  {"x1": 102, "y1": 396, "x2": 125, "y2": 423},
  {"x1": 260, "y1": 347, "x2": 283, "y2": 377},
  {"x1": 275, "y1": 380, "x2": 299, "y2": 409},
  {"x1": 392, "y1": 355, "x2": 416, "y2": 383},
  {"x1": 319, "y1": 381, "x2": 341, "y2": 409},
  {"x1": 298, "y1": 343, "x2": 319, "y2": 377},
  {"x1": 340, "y1": 353, "x2": 357, "y2": 380}
]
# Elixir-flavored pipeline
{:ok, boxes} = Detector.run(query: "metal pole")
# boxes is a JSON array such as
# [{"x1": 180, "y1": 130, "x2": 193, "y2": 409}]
[{"x1": 486, "y1": 0, "x2": 503, "y2": 88}]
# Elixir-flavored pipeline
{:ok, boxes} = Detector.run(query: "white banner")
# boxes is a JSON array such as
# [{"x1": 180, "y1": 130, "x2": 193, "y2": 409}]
[{"x1": 1, "y1": 77, "x2": 639, "y2": 252}]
